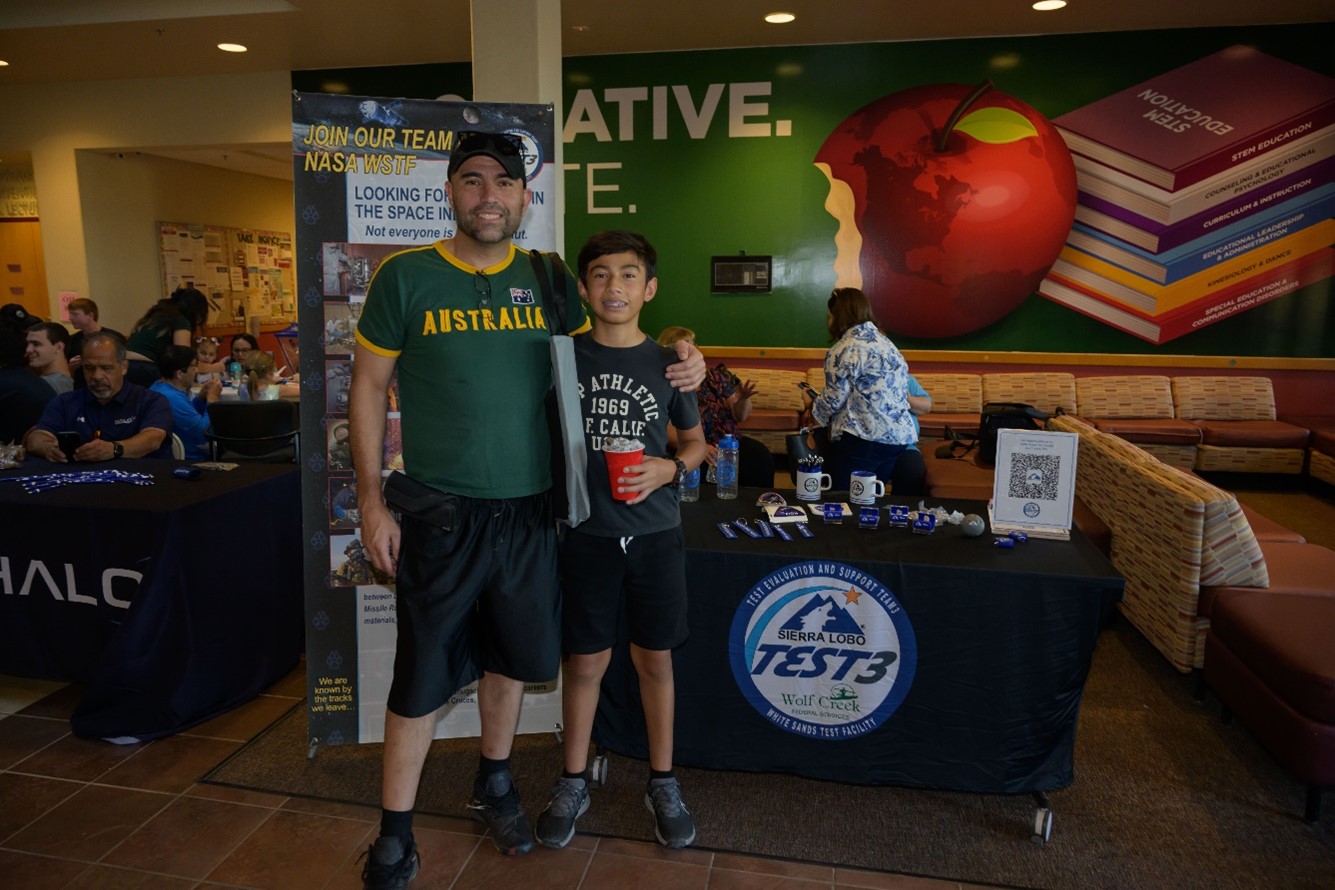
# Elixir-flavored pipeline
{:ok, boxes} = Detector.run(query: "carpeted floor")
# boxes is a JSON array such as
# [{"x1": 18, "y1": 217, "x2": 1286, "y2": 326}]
[{"x1": 204, "y1": 617, "x2": 1335, "y2": 890}]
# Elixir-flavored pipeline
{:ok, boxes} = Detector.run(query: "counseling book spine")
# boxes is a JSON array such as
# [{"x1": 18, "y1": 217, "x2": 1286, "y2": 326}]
[
  {"x1": 1050, "y1": 217, "x2": 1335, "y2": 314},
  {"x1": 1052, "y1": 46, "x2": 1335, "y2": 191},
  {"x1": 1070, "y1": 123, "x2": 1335, "y2": 224},
  {"x1": 1066, "y1": 190, "x2": 1335, "y2": 284},
  {"x1": 1073, "y1": 161, "x2": 1335, "y2": 252},
  {"x1": 1040, "y1": 248, "x2": 1335, "y2": 344}
]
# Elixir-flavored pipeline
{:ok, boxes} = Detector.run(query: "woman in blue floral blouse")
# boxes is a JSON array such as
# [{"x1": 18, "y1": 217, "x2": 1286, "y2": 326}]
[{"x1": 799, "y1": 288, "x2": 924, "y2": 495}]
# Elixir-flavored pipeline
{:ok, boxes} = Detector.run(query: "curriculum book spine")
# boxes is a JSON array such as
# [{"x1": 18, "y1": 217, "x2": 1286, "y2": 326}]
[
  {"x1": 1051, "y1": 46, "x2": 1335, "y2": 192},
  {"x1": 1071, "y1": 123, "x2": 1335, "y2": 224},
  {"x1": 1073, "y1": 161, "x2": 1335, "y2": 252},
  {"x1": 1039, "y1": 248, "x2": 1335, "y2": 345},
  {"x1": 1067, "y1": 190, "x2": 1335, "y2": 284},
  {"x1": 1052, "y1": 217, "x2": 1335, "y2": 314}
]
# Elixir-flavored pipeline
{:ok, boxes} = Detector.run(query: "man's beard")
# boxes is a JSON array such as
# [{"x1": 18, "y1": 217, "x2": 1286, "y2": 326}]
[{"x1": 457, "y1": 204, "x2": 522, "y2": 244}]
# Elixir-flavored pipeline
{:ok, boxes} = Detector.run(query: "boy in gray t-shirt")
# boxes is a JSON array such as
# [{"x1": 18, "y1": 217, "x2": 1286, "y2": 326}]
[{"x1": 536, "y1": 230, "x2": 706, "y2": 851}]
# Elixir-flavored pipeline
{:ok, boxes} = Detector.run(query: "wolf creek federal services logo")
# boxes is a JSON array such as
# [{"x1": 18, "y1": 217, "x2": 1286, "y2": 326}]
[{"x1": 729, "y1": 560, "x2": 916, "y2": 739}]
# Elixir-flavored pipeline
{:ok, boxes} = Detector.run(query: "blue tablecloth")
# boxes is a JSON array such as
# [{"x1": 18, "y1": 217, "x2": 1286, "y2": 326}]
[
  {"x1": 594, "y1": 489, "x2": 1123, "y2": 793},
  {"x1": 0, "y1": 459, "x2": 302, "y2": 740}
]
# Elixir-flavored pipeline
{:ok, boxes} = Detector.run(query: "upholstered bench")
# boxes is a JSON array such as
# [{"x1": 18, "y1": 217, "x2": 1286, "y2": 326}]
[
  {"x1": 913, "y1": 373, "x2": 983, "y2": 438},
  {"x1": 1075, "y1": 375, "x2": 1200, "y2": 468},
  {"x1": 731, "y1": 366, "x2": 806, "y2": 454},
  {"x1": 1238, "y1": 504, "x2": 1306, "y2": 544},
  {"x1": 982, "y1": 372, "x2": 1077, "y2": 418},
  {"x1": 1197, "y1": 539, "x2": 1335, "y2": 658},
  {"x1": 1205, "y1": 590, "x2": 1335, "y2": 822},
  {"x1": 920, "y1": 442, "x2": 995, "y2": 500},
  {"x1": 1308, "y1": 429, "x2": 1335, "y2": 488},
  {"x1": 1172, "y1": 376, "x2": 1310, "y2": 474}
]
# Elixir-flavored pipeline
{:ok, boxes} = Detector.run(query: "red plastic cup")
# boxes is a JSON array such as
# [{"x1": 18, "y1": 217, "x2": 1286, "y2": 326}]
[{"x1": 604, "y1": 446, "x2": 645, "y2": 501}]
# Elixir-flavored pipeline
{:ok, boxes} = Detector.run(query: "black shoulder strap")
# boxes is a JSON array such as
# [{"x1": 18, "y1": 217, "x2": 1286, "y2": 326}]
[{"x1": 527, "y1": 249, "x2": 569, "y2": 335}]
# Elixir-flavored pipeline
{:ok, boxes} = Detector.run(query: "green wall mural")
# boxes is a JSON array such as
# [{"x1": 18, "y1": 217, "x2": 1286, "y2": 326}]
[{"x1": 294, "y1": 23, "x2": 1335, "y2": 357}]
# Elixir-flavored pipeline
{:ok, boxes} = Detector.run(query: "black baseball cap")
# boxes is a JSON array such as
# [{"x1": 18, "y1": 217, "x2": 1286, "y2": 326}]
[
  {"x1": 0, "y1": 303, "x2": 42, "y2": 330},
  {"x1": 448, "y1": 131, "x2": 527, "y2": 181}
]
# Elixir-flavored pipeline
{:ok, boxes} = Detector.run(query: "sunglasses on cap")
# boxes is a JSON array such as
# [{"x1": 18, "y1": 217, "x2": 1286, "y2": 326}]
[{"x1": 448, "y1": 131, "x2": 527, "y2": 181}]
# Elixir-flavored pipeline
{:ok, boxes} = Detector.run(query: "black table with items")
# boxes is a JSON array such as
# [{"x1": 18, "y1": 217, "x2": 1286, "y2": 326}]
[
  {"x1": 594, "y1": 488, "x2": 1123, "y2": 797},
  {"x1": 0, "y1": 458, "x2": 302, "y2": 740}
]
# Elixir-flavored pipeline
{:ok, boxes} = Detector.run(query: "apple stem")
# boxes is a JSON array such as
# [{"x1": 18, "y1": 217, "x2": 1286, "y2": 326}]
[{"x1": 933, "y1": 79, "x2": 994, "y2": 153}]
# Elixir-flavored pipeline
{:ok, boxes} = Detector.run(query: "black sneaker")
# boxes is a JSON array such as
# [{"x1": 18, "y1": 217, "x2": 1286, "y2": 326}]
[
  {"x1": 360, "y1": 834, "x2": 419, "y2": 890},
  {"x1": 535, "y1": 777, "x2": 591, "y2": 849},
  {"x1": 645, "y1": 777, "x2": 696, "y2": 848},
  {"x1": 466, "y1": 770, "x2": 536, "y2": 855}
]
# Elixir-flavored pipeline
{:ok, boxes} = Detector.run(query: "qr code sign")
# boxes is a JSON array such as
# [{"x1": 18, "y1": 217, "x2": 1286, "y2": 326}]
[{"x1": 1008, "y1": 453, "x2": 1061, "y2": 501}]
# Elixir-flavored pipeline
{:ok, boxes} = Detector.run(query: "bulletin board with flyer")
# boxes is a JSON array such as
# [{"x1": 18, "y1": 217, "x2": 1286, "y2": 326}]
[{"x1": 157, "y1": 221, "x2": 297, "y2": 328}]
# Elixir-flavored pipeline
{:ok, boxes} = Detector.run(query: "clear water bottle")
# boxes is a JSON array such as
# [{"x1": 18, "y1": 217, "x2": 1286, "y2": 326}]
[
  {"x1": 680, "y1": 466, "x2": 701, "y2": 503},
  {"x1": 716, "y1": 434, "x2": 739, "y2": 500}
]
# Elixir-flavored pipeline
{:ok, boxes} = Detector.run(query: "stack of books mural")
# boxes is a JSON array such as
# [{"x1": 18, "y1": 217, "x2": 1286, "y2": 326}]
[{"x1": 1041, "y1": 46, "x2": 1335, "y2": 344}]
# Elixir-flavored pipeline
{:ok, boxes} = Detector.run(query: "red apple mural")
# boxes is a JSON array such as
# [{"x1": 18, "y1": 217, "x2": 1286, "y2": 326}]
[{"x1": 815, "y1": 82, "x2": 1077, "y2": 338}]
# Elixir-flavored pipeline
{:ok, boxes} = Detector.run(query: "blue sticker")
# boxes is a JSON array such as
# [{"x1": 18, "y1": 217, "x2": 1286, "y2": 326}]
[{"x1": 910, "y1": 512, "x2": 937, "y2": 535}]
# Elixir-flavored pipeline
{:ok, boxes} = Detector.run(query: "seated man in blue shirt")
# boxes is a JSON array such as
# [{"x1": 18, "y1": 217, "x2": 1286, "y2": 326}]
[
  {"x1": 150, "y1": 344, "x2": 221, "y2": 459},
  {"x1": 24, "y1": 331, "x2": 174, "y2": 461}
]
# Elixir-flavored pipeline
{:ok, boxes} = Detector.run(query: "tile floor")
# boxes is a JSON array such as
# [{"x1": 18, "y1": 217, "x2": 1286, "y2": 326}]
[{"x1": 1, "y1": 668, "x2": 995, "y2": 889}]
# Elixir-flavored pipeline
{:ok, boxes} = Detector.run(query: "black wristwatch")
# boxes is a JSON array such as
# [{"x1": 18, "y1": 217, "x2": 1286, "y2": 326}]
[
  {"x1": 669, "y1": 457, "x2": 688, "y2": 488},
  {"x1": 112, "y1": 442, "x2": 124, "y2": 459}
]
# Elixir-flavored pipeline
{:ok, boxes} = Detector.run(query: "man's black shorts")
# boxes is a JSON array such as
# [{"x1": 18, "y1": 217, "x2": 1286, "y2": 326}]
[
  {"x1": 558, "y1": 526, "x2": 688, "y2": 653},
  {"x1": 387, "y1": 492, "x2": 558, "y2": 718}
]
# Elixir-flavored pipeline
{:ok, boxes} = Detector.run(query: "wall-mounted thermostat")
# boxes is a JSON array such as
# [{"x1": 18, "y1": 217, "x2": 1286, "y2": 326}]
[{"x1": 711, "y1": 255, "x2": 772, "y2": 293}]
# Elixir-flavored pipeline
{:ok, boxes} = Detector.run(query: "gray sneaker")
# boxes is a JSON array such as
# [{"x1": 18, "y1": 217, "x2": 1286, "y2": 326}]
[
  {"x1": 466, "y1": 770, "x2": 535, "y2": 856},
  {"x1": 644, "y1": 777, "x2": 696, "y2": 848},
  {"x1": 535, "y1": 777, "x2": 590, "y2": 849}
]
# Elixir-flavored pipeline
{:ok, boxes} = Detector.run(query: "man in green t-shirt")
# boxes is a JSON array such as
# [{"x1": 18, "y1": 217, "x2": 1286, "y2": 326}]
[{"x1": 351, "y1": 131, "x2": 704, "y2": 887}]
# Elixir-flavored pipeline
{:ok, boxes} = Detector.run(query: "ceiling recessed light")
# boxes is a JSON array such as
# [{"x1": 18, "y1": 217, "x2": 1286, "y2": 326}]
[
  {"x1": 217, "y1": 43, "x2": 248, "y2": 53},
  {"x1": 765, "y1": 13, "x2": 796, "y2": 24},
  {"x1": 0, "y1": 60, "x2": 10, "y2": 67},
  {"x1": 1032, "y1": 1, "x2": 1066, "y2": 10}
]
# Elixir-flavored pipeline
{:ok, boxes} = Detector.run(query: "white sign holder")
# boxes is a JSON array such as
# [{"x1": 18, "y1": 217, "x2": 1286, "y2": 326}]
[{"x1": 988, "y1": 428, "x2": 1079, "y2": 541}]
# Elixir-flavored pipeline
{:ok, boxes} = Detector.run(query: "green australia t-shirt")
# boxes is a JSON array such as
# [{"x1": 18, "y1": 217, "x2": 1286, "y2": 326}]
[{"x1": 354, "y1": 242, "x2": 586, "y2": 499}]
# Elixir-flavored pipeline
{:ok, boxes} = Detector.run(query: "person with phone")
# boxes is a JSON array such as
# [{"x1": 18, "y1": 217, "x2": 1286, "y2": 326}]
[{"x1": 24, "y1": 332, "x2": 173, "y2": 461}]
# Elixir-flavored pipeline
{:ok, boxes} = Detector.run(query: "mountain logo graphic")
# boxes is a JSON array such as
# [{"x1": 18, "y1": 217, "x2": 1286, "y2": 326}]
[{"x1": 779, "y1": 595, "x2": 865, "y2": 636}]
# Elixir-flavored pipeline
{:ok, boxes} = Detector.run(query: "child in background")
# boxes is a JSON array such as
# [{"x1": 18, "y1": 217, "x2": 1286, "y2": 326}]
[
  {"x1": 239, "y1": 351, "x2": 280, "y2": 401},
  {"x1": 535, "y1": 230, "x2": 706, "y2": 851},
  {"x1": 194, "y1": 337, "x2": 222, "y2": 385}
]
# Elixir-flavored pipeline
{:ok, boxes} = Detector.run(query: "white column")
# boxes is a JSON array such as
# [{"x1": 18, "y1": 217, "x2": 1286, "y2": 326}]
[{"x1": 470, "y1": 0, "x2": 566, "y2": 249}]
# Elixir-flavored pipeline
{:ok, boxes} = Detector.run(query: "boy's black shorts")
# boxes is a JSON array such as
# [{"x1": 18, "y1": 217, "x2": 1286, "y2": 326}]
[
  {"x1": 387, "y1": 492, "x2": 558, "y2": 719},
  {"x1": 558, "y1": 526, "x2": 688, "y2": 653}
]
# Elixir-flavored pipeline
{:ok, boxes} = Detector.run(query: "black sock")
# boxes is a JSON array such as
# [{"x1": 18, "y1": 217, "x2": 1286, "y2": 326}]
[
  {"x1": 379, "y1": 808, "x2": 413, "y2": 844},
  {"x1": 649, "y1": 769, "x2": 674, "y2": 781},
  {"x1": 479, "y1": 755, "x2": 510, "y2": 777},
  {"x1": 563, "y1": 769, "x2": 586, "y2": 782}
]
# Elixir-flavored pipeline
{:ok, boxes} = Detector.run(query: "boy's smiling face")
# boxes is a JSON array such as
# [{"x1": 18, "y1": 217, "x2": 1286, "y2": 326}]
[{"x1": 579, "y1": 250, "x2": 658, "y2": 328}]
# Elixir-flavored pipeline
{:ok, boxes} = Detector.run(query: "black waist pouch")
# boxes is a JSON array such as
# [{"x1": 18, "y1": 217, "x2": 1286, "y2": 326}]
[{"x1": 382, "y1": 471, "x2": 458, "y2": 531}]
